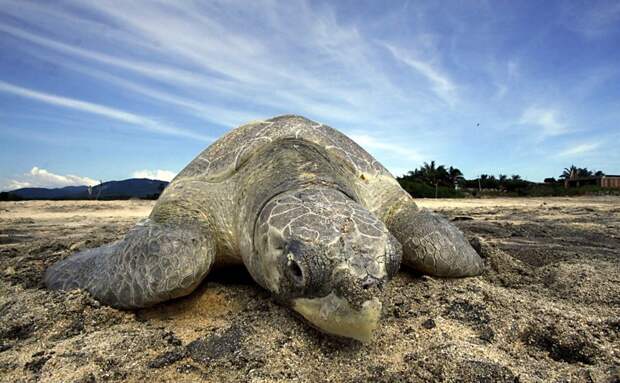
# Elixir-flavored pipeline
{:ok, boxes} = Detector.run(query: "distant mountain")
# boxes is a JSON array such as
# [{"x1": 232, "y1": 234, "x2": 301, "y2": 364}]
[
  {"x1": 91, "y1": 178, "x2": 169, "y2": 200},
  {"x1": 8, "y1": 185, "x2": 89, "y2": 200},
  {"x1": 2, "y1": 178, "x2": 169, "y2": 200}
]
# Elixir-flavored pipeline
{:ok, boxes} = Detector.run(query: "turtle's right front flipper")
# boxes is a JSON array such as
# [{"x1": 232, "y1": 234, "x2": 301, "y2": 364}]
[
  {"x1": 44, "y1": 219, "x2": 215, "y2": 308},
  {"x1": 387, "y1": 202, "x2": 484, "y2": 277}
]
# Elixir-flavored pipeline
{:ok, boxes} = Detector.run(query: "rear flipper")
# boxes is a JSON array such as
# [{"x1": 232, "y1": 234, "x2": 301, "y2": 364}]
[
  {"x1": 44, "y1": 219, "x2": 215, "y2": 308},
  {"x1": 388, "y1": 203, "x2": 483, "y2": 277}
]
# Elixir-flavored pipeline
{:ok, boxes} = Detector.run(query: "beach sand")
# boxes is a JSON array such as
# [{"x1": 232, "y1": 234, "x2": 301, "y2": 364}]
[{"x1": 1, "y1": 197, "x2": 618, "y2": 382}]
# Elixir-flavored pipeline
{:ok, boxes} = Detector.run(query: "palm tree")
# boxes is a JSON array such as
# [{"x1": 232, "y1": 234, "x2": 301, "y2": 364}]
[
  {"x1": 420, "y1": 161, "x2": 451, "y2": 198},
  {"x1": 448, "y1": 166, "x2": 464, "y2": 189},
  {"x1": 577, "y1": 167, "x2": 593, "y2": 177},
  {"x1": 421, "y1": 161, "x2": 439, "y2": 198},
  {"x1": 419, "y1": 161, "x2": 433, "y2": 180},
  {"x1": 561, "y1": 165, "x2": 578, "y2": 180},
  {"x1": 478, "y1": 174, "x2": 490, "y2": 190},
  {"x1": 498, "y1": 174, "x2": 508, "y2": 189},
  {"x1": 561, "y1": 165, "x2": 595, "y2": 180},
  {"x1": 436, "y1": 165, "x2": 449, "y2": 185}
]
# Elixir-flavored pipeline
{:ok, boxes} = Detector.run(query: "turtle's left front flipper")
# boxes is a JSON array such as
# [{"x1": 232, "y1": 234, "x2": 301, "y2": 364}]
[
  {"x1": 387, "y1": 202, "x2": 483, "y2": 277},
  {"x1": 44, "y1": 219, "x2": 215, "y2": 308}
]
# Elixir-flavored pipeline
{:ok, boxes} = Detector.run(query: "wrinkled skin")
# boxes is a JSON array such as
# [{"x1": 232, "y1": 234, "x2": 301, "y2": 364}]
[
  {"x1": 45, "y1": 115, "x2": 483, "y2": 342},
  {"x1": 251, "y1": 187, "x2": 402, "y2": 341},
  {"x1": 252, "y1": 188, "x2": 401, "y2": 302}
]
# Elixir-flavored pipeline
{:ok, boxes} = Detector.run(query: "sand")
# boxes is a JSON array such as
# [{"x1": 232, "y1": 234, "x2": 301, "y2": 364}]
[{"x1": 0, "y1": 197, "x2": 618, "y2": 382}]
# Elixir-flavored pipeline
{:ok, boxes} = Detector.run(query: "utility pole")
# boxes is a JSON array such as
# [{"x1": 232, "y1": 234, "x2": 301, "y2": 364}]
[{"x1": 96, "y1": 180, "x2": 102, "y2": 200}]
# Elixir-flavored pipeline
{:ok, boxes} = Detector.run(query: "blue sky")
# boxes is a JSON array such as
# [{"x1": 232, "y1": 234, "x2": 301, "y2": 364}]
[{"x1": 1, "y1": 0, "x2": 619, "y2": 190}]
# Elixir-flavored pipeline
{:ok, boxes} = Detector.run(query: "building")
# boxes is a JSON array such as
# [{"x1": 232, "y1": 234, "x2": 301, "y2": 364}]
[{"x1": 564, "y1": 175, "x2": 620, "y2": 189}]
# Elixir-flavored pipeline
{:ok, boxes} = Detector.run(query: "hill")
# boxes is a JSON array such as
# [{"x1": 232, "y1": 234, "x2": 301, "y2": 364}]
[{"x1": 2, "y1": 178, "x2": 169, "y2": 200}]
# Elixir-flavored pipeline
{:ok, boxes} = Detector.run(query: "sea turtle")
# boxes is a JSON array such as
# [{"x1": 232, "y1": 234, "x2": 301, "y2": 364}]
[{"x1": 45, "y1": 115, "x2": 483, "y2": 342}]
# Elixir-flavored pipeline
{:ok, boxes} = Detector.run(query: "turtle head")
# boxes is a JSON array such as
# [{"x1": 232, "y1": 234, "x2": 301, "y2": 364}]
[{"x1": 251, "y1": 187, "x2": 402, "y2": 342}]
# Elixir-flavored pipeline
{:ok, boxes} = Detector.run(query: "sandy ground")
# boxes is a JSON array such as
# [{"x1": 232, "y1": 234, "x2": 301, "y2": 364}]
[{"x1": 0, "y1": 197, "x2": 618, "y2": 382}]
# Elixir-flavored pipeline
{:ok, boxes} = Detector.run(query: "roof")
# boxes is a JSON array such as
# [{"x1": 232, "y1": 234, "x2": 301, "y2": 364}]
[{"x1": 565, "y1": 175, "x2": 620, "y2": 181}]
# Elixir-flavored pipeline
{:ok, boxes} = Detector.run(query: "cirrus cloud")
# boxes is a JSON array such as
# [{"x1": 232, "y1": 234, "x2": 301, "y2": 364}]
[
  {"x1": 555, "y1": 142, "x2": 601, "y2": 158},
  {"x1": 519, "y1": 106, "x2": 570, "y2": 138}
]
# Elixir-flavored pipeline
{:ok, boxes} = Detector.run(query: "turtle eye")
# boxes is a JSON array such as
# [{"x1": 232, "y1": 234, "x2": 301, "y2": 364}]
[
  {"x1": 282, "y1": 240, "x2": 308, "y2": 288},
  {"x1": 286, "y1": 257, "x2": 305, "y2": 286}
]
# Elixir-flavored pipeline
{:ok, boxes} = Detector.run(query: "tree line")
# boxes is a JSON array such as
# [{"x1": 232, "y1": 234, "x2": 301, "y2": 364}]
[{"x1": 396, "y1": 162, "x2": 608, "y2": 198}]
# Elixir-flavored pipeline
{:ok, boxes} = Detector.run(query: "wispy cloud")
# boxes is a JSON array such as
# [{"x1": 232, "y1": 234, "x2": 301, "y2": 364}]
[
  {"x1": 44, "y1": 58, "x2": 261, "y2": 127},
  {"x1": 555, "y1": 142, "x2": 600, "y2": 158},
  {"x1": 563, "y1": 1, "x2": 620, "y2": 39},
  {"x1": 0, "y1": 81, "x2": 212, "y2": 141},
  {"x1": 132, "y1": 169, "x2": 177, "y2": 182},
  {"x1": 3, "y1": 167, "x2": 98, "y2": 191},
  {"x1": 507, "y1": 60, "x2": 520, "y2": 79},
  {"x1": 0, "y1": 23, "x2": 220, "y2": 90},
  {"x1": 519, "y1": 106, "x2": 570, "y2": 138},
  {"x1": 494, "y1": 59, "x2": 520, "y2": 99},
  {"x1": 1, "y1": 0, "x2": 618, "y2": 183},
  {"x1": 0, "y1": 1, "x2": 443, "y2": 128},
  {"x1": 347, "y1": 132, "x2": 423, "y2": 162},
  {"x1": 383, "y1": 43, "x2": 457, "y2": 105}
]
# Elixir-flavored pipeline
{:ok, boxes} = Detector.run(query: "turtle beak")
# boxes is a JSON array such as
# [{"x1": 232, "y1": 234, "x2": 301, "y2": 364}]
[{"x1": 292, "y1": 292, "x2": 382, "y2": 342}]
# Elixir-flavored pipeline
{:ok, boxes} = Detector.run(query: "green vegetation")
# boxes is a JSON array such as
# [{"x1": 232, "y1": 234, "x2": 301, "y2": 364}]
[
  {"x1": 559, "y1": 165, "x2": 604, "y2": 180},
  {"x1": 397, "y1": 178, "x2": 465, "y2": 198},
  {"x1": 397, "y1": 162, "x2": 617, "y2": 198},
  {"x1": 0, "y1": 192, "x2": 22, "y2": 201},
  {"x1": 397, "y1": 161, "x2": 466, "y2": 198}
]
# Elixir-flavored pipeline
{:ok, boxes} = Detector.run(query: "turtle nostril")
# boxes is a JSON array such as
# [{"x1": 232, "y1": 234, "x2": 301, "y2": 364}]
[
  {"x1": 287, "y1": 259, "x2": 304, "y2": 284},
  {"x1": 361, "y1": 276, "x2": 379, "y2": 290}
]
